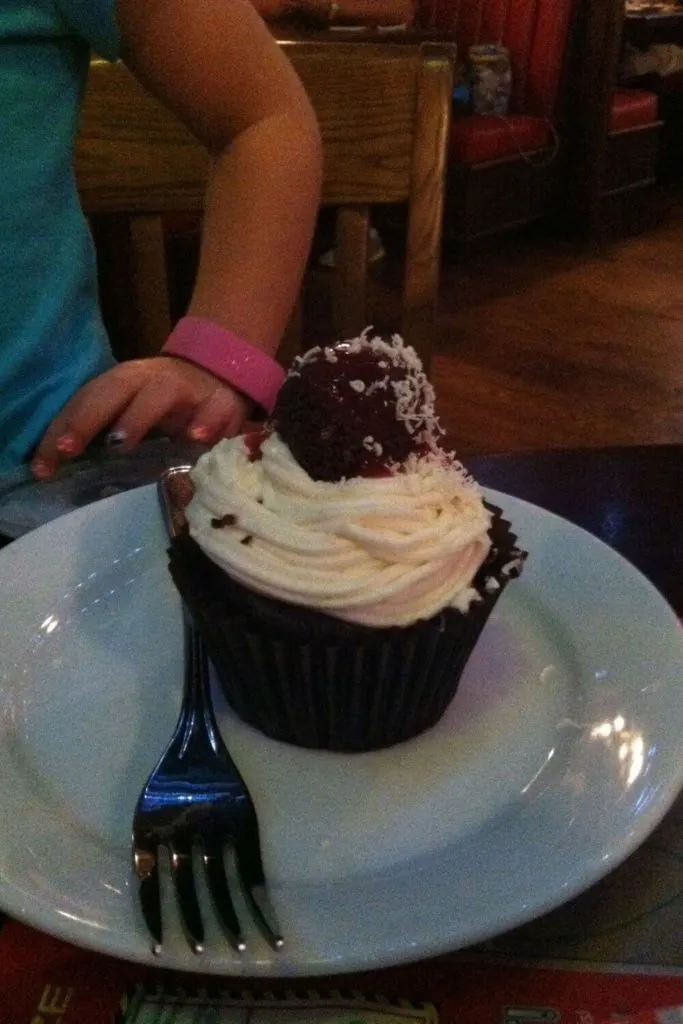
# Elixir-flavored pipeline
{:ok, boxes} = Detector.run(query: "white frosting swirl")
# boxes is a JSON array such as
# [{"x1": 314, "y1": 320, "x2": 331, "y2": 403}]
[{"x1": 186, "y1": 433, "x2": 492, "y2": 628}]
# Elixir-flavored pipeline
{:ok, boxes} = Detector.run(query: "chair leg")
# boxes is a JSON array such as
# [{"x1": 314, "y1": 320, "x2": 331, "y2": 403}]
[
  {"x1": 276, "y1": 298, "x2": 304, "y2": 369},
  {"x1": 333, "y1": 205, "x2": 369, "y2": 341},
  {"x1": 91, "y1": 214, "x2": 140, "y2": 362},
  {"x1": 129, "y1": 215, "x2": 173, "y2": 357}
]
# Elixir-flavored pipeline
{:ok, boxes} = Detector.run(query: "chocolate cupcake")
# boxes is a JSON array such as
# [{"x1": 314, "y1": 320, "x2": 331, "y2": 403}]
[{"x1": 168, "y1": 331, "x2": 526, "y2": 752}]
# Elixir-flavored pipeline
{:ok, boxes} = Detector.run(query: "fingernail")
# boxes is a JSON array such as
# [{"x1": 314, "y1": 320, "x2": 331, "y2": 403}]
[
  {"x1": 188, "y1": 426, "x2": 209, "y2": 442},
  {"x1": 105, "y1": 428, "x2": 128, "y2": 451},
  {"x1": 31, "y1": 459, "x2": 51, "y2": 480},
  {"x1": 56, "y1": 433, "x2": 79, "y2": 455}
]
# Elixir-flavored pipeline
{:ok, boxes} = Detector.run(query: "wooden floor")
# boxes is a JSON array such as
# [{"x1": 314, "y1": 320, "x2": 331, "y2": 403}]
[{"x1": 304, "y1": 185, "x2": 683, "y2": 458}]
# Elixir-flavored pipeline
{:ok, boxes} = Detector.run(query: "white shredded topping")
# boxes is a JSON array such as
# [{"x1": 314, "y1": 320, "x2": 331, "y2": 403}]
[
  {"x1": 288, "y1": 327, "x2": 446, "y2": 466},
  {"x1": 365, "y1": 375, "x2": 390, "y2": 397},
  {"x1": 361, "y1": 436, "x2": 383, "y2": 456}
]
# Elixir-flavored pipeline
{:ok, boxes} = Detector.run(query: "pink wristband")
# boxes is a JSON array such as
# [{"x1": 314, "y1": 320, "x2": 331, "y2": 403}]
[{"x1": 162, "y1": 316, "x2": 286, "y2": 414}]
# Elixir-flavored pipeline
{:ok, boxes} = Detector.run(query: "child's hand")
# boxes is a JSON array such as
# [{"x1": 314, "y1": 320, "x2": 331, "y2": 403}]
[{"x1": 30, "y1": 356, "x2": 250, "y2": 478}]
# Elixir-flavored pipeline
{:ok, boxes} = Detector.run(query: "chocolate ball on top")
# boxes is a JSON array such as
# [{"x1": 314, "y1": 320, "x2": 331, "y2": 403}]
[{"x1": 270, "y1": 332, "x2": 442, "y2": 482}]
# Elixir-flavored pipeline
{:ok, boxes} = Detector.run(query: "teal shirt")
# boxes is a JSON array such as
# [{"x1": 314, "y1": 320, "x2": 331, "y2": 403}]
[{"x1": 0, "y1": 1, "x2": 120, "y2": 471}]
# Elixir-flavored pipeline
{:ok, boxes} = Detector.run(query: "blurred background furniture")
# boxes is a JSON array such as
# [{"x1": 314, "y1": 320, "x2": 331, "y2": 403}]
[
  {"x1": 621, "y1": 2, "x2": 683, "y2": 185},
  {"x1": 411, "y1": 0, "x2": 662, "y2": 245},
  {"x1": 624, "y1": 2, "x2": 683, "y2": 48},
  {"x1": 75, "y1": 37, "x2": 455, "y2": 372},
  {"x1": 560, "y1": 0, "x2": 661, "y2": 239},
  {"x1": 418, "y1": 0, "x2": 575, "y2": 243}
]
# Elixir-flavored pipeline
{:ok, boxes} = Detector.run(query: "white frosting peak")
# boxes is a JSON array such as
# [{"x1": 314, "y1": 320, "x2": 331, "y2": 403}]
[{"x1": 186, "y1": 432, "x2": 492, "y2": 628}]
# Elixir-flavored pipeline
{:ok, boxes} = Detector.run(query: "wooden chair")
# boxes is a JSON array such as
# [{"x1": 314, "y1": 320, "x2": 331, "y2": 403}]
[{"x1": 75, "y1": 40, "x2": 455, "y2": 371}]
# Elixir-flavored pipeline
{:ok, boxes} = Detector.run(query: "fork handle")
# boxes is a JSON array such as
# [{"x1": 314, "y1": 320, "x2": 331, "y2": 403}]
[{"x1": 177, "y1": 618, "x2": 238, "y2": 771}]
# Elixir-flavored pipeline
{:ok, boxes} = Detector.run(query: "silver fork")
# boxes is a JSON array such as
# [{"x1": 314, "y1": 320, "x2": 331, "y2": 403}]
[{"x1": 131, "y1": 469, "x2": 283, "y2": 955}]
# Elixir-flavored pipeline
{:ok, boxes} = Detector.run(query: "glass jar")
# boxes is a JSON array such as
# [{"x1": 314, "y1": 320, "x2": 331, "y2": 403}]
[{"x1": 468, "y1": 43, "x2": 512, "y2": 116}]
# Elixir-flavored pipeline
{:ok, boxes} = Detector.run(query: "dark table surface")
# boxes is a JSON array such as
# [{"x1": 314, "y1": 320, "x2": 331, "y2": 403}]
[
  {"x1": 457, "y1": 444, "x2": 683, "y2": 969},
  {"x1": 468, "y1": 444, "x2": 682, "y2": 616}
]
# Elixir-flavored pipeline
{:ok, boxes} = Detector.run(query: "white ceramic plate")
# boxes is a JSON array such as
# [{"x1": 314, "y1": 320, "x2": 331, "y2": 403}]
[{"x1": 0, "y1": 485, "x2": 681, "y2": 976}]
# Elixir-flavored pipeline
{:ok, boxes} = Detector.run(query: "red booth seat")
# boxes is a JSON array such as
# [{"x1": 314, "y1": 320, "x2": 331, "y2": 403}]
[
  {"x1": 424, "y1": 0, "x2": 574, "y2": 177},
  {"x1": 610, "y1": 89, "x2": 659, "y2": 132},
  {"x1": 450, "y1": 112, "x2": 551, "y2": 163}
]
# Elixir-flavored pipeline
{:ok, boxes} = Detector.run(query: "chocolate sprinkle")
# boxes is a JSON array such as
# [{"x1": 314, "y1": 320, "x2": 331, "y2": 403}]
[{"x1": 210, "y1": 513, "x2": 237, "y2": 528}]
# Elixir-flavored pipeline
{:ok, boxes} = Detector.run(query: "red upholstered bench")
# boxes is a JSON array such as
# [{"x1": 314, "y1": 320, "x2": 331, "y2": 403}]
[
  {"x1": 599, "y1": 87, "x2": 661, "y2": 205},
  {"x1": 450, "y1": 112, "x2": 551, "y2": 164},
  {"x1": 421, "y1": 0, "x2": 662, "y2": 241},
  {"x1": 610, "y1": 88, "x2": 659, "y2": 132},
  {"x1": 421, "y1": 0, "x2": 575, "y2": 240}
]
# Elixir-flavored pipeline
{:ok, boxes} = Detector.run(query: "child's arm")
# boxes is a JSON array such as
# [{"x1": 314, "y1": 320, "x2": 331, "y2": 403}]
[{"x1": 32, "y1": 0, "x2": 322, "y2": 477}]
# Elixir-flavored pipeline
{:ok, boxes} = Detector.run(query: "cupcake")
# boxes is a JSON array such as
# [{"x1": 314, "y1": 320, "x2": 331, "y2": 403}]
[{"x1": 168, "y1": 331, "x2": 526, "y2": 752}]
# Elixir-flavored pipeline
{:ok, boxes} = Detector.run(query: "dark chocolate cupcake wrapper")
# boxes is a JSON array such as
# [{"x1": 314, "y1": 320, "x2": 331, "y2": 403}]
[{"x1": 168, "y1": 504, "x2": 526, "y2": 752}]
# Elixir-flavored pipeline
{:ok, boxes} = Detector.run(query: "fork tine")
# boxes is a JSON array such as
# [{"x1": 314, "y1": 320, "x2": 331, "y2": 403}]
[
  {"x1": 133, "y1": 841, "x2": 163, "y2": 955},
  {"x1": 168, "y1": 839, "x2": 205, "y2": 953},
  {"x1": 202, "y1": 839, "x2": 246, "y2": 952},
  {"x1": 235, "y1": 840, "x2": 284, "y2": 950}
]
